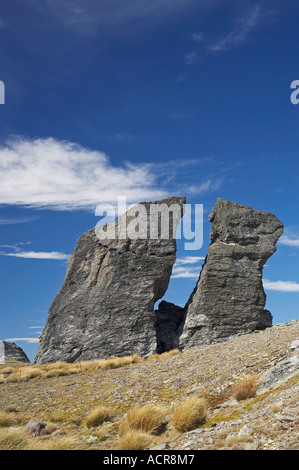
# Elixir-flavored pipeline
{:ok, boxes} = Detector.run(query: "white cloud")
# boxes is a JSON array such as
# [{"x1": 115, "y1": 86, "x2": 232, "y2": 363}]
[
  {"x1": 0, "y1": 217, "x2": 38, "y2": 225},
  {"x1": 187, "y1": 4, "x2": 273, "y2": 61},
  {"x1": 176, "y1": 256, "x2": 205, "y2": 265},
  {"x1": 263, "y1": 279, "x2": 299, "y2": 293},
  {"x1": 188, "y1": 179, "x2": 223, "y2": 195},
  {"x1": 172, "y1": 256, "x2": 204, "y2": 279},
  {"x1": 1, "y1": 251, "x2": 70, "y2": 260},
  {"x1": 207, "y1": 5, "x2": 266, "y2": 53},
  {"x1": 280, "y1": 237, "x2": 299, "y2": 248},
  {"x1": 185, "y1": 51, "x2": 199, "y2": 65},
  {"x1": 172, "y1": 267, "x2": 201, "y2": 279},
  {"x1": 5, "y1": 338, "x2": 40, "y2": 344},
  {"x1": 29, "y1": 0, "x2": 201, "y2": 35},
  {"x1": 0, "y1": 137, "x2": 164, "y2": 211}
]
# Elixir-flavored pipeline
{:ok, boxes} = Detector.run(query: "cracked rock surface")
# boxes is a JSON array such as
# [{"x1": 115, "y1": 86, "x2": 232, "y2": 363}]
[
  {"x1": 180, "y1": 198, "x2": 284, "y2": 350},
  {"x1": 35, "y1": 197, "x2": 185, "y2": 363}
]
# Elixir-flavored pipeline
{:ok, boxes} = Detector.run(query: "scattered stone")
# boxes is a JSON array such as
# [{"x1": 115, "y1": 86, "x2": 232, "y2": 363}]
[
  {"x1": 150, "y1": 443, "x2": 169, "y2": 450},
  {"x1": 244, "y1": 442, "x2": 259, "y2": 450},
  {"x1": 217, "y1": 397, "x2": 239, "y2": 409},
  {"x1": 290, "y1": 340, "x2": 299, "y2": 350},
  {"x1": 238, "y1": 424, "x2": 252, "y2": 437}
]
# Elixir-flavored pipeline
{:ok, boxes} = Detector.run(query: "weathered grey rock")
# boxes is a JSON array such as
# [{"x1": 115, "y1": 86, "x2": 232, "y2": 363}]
[
  {"x1": 0, "y1": 341, "x2": 30, "y2": 364},
  {"x1": 155, "y1": 300, "x2": 185, "y2": 353},
  {"x1": 35, "y1": 197, "x2": 185, "y2": 363},
  {"x1": 257, "y1": 351, "x2": 299, "y2": 394},
  {"x1": 180, "y1": 199, "x2": 284, "y2": 350},
  {"x1": 25, "y1": 419, "x2": 46, "y2": 436}
]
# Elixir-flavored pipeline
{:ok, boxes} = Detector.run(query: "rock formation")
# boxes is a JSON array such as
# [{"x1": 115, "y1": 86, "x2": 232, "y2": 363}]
[
  {"x1": 34, "y1": 196, "x2": 284, "y2": 364},
  {"x1": 0, "y1": 341, "x2": 30, "y2": 363},
  {"x1": 179, "y1": 198, "x2": 284, "y2": 350},
  {"x1": 35, "y1": 197, "x2": 185, "y2": 363},
  {"x1": 155, "y1": 301, "x2": 185, "y2": 353}
]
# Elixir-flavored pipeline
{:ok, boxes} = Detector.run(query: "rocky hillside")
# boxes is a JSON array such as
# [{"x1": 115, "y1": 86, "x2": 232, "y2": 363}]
[{"x1": 0, "y1": 320, "x2": 298, "y2": 450}]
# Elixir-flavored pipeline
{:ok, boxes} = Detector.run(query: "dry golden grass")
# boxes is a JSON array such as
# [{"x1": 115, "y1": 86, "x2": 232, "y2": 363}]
[
  {"x1": 84, "y1": 405, "x2": 113, "y2": 428},
  {"x1": 119, "y1": 404, "x2": 167, "y2": 435},
  {"x1": 160, "y1": 349, "x2": 181, "y2": 358},
  {"x1": 0, "y1": 411, "x2": 17, "y2": 427},
  {"x1": 232, "y1": 374, "x2": 259, "y2": 401},
  {"x1": 116, "y1": 430, "x2": 153, "y2": 450},
  {"x1": 25, "y1": 435, "x2": 86, "y2": 450},
  {"x1": 0, "y1": 427, "x2": 30, "y2": 450},
  {"x1": 0, "y1": 354, "x2": 145, "y2": 384},
  {"x1": 170, "y1": 397, "x2": 207, "y2": 433},
  {"x1": 145, "y1": 354, "x2": 160, "y2": 362}
]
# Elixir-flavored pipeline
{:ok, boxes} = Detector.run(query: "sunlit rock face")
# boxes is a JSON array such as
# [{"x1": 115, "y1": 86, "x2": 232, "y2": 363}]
[
  {"x1": 35, "y1": 197, "x2": 185, "y2": 363},
  {"x1": 180, "y1": 199, "x2": 284, "y2": 350}
]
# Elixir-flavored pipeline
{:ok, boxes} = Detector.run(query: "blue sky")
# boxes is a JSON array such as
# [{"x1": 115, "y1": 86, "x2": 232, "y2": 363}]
[{"x1": 0, "y1": 0, "x2": 299, "y2": 362}]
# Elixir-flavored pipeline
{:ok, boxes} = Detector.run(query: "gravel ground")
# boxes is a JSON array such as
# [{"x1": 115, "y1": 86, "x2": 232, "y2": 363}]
[{"x1": 0, "y1": 320, "x2": 298, "y2": 450}]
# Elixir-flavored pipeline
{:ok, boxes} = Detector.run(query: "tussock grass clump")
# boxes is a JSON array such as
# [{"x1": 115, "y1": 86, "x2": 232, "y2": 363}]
[
  {"x1": 171, "y1": 397, "x2": 207, "y2": 433},
  {"x1": 0, "y1": 411, "x2": 17, "y2": 427},
  {"x1": 25, "y1": 435, "x2": 85, "y2": 450},
  {"x1": 119, "y1": 404, "x2": 167, "y2": 435},
  {"x1": 160, "y1": 349, "x2": 181, "y2": 358},
  {"x1": 84, "y1": 406, "x2": 113, "y2": 428},
  {"x1": 0, "y1": 427, "x2": 30, "y2": 450},
  {"x1": 232, "y1": 374, "x2": 259, "y2": 401},
  {"x1": 116, "y1": 430, "x2": 153, "y2": 450}
]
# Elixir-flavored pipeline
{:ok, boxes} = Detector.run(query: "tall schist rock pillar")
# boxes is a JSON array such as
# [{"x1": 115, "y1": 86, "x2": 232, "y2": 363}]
[
  {"x1": 180, "y1": 199, "x2": 284, "y2": 350},
  {"x1": 35, "y1": 197, "x2": 185, "y2": 363}
]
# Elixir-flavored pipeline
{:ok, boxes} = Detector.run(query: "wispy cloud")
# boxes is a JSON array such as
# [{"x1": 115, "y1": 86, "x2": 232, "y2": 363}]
[
  {"x1": 173, "y1": 73, "x2": 187, "y2": 84},
  {"x1": 28, "y1": 0, "x2": 199, "y2": 35},
  {"x1": 0, "y1": 137, "x2": 225, "y2": 212},
  {"x1": 0, "y1": 136, "x2": 165, "y2": 211},
  {"x1": 188, "y1": 179, "x2": 223, "y2": 195},
  {"x1": 185, "y1": 51, "x2": 199, "y2": 65},
  {"x1": 176, "y1": 256, "x2": 205, "y2": 265},
  {"x1": 0, "y1": 216, "x2": 38, "y2": 225},
  {"x1": 263, "y1": 279, "x2": 299, "y2": 293},
  {"x1": 280, "y1": 237, "x2": 299, "y2": 248},
  {"x1": 172, "y1": 255, "x2": 205, "y2": 279},
  {"x1": 207, "y1": 5, "x2": 266, "y2": 54},
  {"x1": 5, "y1": 338, "x2": 40, "y2": 344},
  {"x1": 279, "y1": 228, "x2": 299, "y2": 248},
  {"x1": 187, "y1": 3, "x2": 273, "y2": 62},
  {"x1": 0, "y1": 251, "x2": 70, "y2": 261}
]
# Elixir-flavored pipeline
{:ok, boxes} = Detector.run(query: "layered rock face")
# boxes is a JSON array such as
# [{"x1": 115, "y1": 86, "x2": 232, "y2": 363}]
[
  {"x1": 35, "y1": 197, "x2": 185, "y2": 364},
  {"x1": 179, "y1": 199, "x2": 284, "y2": 350},
  {"x1": 0, "y1": 341, "x2": 30, "y2": 363}
]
